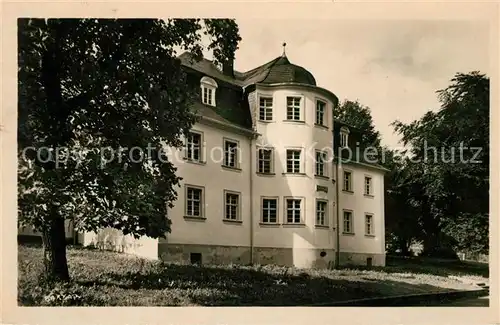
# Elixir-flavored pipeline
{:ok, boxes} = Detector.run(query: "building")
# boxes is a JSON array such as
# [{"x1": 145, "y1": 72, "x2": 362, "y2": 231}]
[{"x1": 19, "y1": 49, "x2": 388, "y2": 268}]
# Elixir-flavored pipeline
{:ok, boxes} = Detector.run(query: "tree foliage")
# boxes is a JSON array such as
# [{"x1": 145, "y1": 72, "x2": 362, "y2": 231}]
[
  {"x1": 18, "y1": 18, "x2": 242, "y2": 281},
  {"x1": 393, "y1": 71, "x2": 489, "y2": 255},
  {"x1": 334, "y1": 100, "x2": 382, "y2": 148}
]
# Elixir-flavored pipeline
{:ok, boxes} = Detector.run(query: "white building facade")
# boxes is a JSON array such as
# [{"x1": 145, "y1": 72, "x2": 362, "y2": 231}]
[{"x1": 20, "y1": 51, "x2": 388, "y2": 268}]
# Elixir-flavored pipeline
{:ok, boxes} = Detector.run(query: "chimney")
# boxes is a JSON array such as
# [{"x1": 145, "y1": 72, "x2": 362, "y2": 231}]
[{"x1": 222, "y1": 59, "x2": 234, "y2": 77}]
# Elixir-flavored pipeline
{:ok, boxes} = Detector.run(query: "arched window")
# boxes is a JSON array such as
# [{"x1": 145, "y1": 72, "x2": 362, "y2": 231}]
[
  {"x1": 340, "y1": 126, "x2": 350, "y2": 148},
  {"x1": 200, "y1": 76, "x2": 218, "y2": 107}
]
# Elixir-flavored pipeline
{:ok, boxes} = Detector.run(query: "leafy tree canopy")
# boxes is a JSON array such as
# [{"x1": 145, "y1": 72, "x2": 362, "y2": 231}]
[{"x1": 18, "y1": 18, "x2": 242, "y2": 280}]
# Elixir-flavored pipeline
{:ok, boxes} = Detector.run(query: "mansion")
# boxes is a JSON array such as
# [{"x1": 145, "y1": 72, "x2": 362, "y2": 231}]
[{"x1": 19, "y1": 49, "x2": 388, "y2": 268}]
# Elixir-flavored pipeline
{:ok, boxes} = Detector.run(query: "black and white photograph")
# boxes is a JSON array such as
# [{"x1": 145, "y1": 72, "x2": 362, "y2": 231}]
[{"x1": 1, "y1": 2, "x2": 498, "y2": 324}]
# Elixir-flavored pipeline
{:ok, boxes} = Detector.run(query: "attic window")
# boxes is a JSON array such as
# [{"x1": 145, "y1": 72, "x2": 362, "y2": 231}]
[
  {"x1": 340, "y1": 126, "x2": 350, "y2": 148},
  {"x1": 200, "y1": 76, "x2": 218, "y2": 107}
]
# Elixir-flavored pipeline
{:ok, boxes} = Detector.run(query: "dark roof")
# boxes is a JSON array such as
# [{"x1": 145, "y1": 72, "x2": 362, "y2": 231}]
[
  {"x1": 178, "y1": 51, "x2": 317, "y2": 87},
  {"x1": 240, "y1": 55, "x2": 316, "y2": 87}
]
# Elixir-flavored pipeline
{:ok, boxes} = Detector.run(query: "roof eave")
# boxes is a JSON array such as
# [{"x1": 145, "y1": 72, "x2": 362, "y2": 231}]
[
  {"x1": 254, "y1": 82, "x2": 339, "y2": 107},
  {"x1": 197, "y1": 115, "x2": 259, "y2": 138}
]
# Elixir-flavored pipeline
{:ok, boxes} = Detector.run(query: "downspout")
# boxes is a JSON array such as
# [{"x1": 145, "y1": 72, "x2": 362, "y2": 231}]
[
  {"x1": 249, "y1": 134, "x2": 255, "y2": 265},
  {"x1": 335, "y1": 160, "x2": 341, "y2": 268}
]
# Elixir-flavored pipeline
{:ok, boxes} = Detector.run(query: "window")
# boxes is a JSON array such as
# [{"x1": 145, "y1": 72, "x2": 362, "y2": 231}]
[
  {"x1": 224, "y1": 191, "x2": 240, "y2": 221},
  {"x1": 190, "y1": 253, "x2": 202, "y2": 265},
  {"x1": 186, "y1": 186, "x2": 203, "y2": 217},
  {"x1": 365, "y1": 214, "x2": 373, "y2": 235},
  {"x1": 200, "y1": 76, "x2": 218, "y2": 107},
  {"x1": 259, "y1": 97, "x2": 273, "y2": 121},
  {"x1": 261, "y1": 197, "x2": 278, "y2": 223},
  {"x1": 364, "y1": 176, "x2": 372, "y2": 196},
  {"x1": 258, "y1": 147, "x2": 274, "y2": 174},
  {"x1": 343, "y1": 210, "x2": 353, "y2": 234},
  {"x1": 316, "y1": 100, "x2": 326, "y2": 126},
  {"x1": 316, "y1": 200, "x2": 328, "y2": 226},
  {"x1": 343, "y1": 171, "x2": 352, "y2": 192},
  {"x1": 340, "y1": 126, "x2": 350, "y2": 148},
  {"x1": 286, "y1": 96, "x2": 301, "y2": 121},
  {"x1": 185, "y1": 132, "x2": 202, "y2": 162},
  {"x1": 315, "y1": 151, "x2": 327, "y2": 177},
  {"x1": 286, "y1": 149, "x2": 302, "y2": 173},
  {"x1": 285, "y1": 198, "x2": 302, "y2": 224},
  {"x1": 223, "y1": 139, "x2": 239, "y2": 168}
]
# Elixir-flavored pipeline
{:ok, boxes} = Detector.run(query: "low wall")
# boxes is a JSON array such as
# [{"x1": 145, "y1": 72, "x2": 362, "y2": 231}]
[{"x1": 81, "y1": 228, "x2": 158, "y2": 260}]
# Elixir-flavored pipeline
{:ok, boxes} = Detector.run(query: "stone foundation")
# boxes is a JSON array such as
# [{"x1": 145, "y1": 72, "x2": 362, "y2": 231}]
[
  {"x1": 339, "y1": 252, "x2": 386, "y2": 267},
  {"x1": 158, "y1": 243, "x2": 251, "y2": 265},
  {"x1": 159, "y1": 244, "x2": 339, "y2": 269}
]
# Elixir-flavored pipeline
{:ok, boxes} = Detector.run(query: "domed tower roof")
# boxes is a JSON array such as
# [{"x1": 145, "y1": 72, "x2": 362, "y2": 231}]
[
  {"x1": 259, "y1": 55, "x2": 317, "y2": 86},
  {"x1": 239, "y1": 44, "x2": 317, "y2": 87}
]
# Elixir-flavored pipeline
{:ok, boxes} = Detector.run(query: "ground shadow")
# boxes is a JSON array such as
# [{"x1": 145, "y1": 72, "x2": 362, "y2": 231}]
[{"x1": 75, "y1": 262, "x2": 466, "y2": 306}]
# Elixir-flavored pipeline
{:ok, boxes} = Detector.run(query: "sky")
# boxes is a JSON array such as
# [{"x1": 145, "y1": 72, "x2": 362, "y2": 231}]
[{"x1": 200, "y1": 19, "x2": 490, "y2": 149}]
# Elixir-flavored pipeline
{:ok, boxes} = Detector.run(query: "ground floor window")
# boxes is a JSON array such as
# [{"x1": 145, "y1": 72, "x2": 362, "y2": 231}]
[{"x1": 285, "y1": 198, "x2": 302, "y2": 223}]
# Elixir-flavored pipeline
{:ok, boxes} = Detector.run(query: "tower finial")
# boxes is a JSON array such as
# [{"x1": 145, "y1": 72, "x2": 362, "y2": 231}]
[{"x1": 282, "y1": 42, "x2": 287, "y2": 57}]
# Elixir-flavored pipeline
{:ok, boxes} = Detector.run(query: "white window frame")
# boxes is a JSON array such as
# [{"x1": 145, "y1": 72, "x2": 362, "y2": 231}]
[
  {"x1": 284, "y1": 197, "x2": 304, "y2": 224},
  {"x1": 286, "y1": 148, "x2": 302, "y2": 174},
  {"x1": 316, "y1": 199, "x2": 328, "y2": 226},
  {"x1": 340, "y1": 126, "x2": 350, "y2": 148},
  {"x1": 286, "y1": 96, "x2": 303, "y2": 121},
  {"x1": 200, "y1": 76, "x2": 218, "y2": 107},
  {"x1": 343, "y1": 170, "x2": 353, "y2": 192},
  {"x1": 364, "y1": 176, "x2": 373, "y2": 196},
  {"x1": 223, "y1": 190, "x2": 241, "y2": 221},
  {"x1": 259, "y1": 96, "x2": 273, "y2": 122},
  {"x1": 185, "y1": 185, "x2": 204, "y2": 218},
  {"x1": 261, "y1": 196, "x2": 279, "y2": 224},
  {"x1": 365, "y1": 213, "x2": 374, "y2": 235},
  {"x1": 184, "y1": 131, "x2": 203, "y2": 162},
  {"x1": 223, "y1": 138, "x2": 239, "y2": 168},
  {"x1": 343, "y1": 210, "x2": 354, "y2": 234},
  {"x1": 257, "y1": 147, "x2": 274, "y2": 174},
  {"x1": 315, "y1": 100, "x2": 327, "y2": 126},
  {"x1": 315, "y1": 150, "x2": 327, "y2": 177}
]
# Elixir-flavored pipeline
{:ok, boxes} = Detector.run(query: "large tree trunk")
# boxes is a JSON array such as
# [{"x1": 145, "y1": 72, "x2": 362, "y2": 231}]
[{"x1": 41, "y1": 216, "x2": 69, "y2": 282}]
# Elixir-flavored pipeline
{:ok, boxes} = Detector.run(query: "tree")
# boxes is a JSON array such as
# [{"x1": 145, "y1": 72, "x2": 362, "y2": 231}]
[
  {"x1": 334, "y1": 100, "x2": 382, "y2": 149},
  {"x1": 393, "y1": 71, "x2": 489, "y2": 256},
  {"x1": 18, "y1": 18, "x2": 242, "y2": 282}
]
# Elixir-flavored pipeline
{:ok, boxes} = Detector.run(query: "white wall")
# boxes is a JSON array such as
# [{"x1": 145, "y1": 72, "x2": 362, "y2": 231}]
[
  {"x1": 162, "y1": 122, "x2": 252, "y2": 247},
  {"x1": 250, "y1": 86, "x2": 337, "y2": 252},
  {"x1": 336, "y1": 163, "x2": 385, "y2": 255}
]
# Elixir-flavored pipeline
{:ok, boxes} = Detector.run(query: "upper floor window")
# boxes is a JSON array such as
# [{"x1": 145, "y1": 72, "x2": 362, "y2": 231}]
[
  {"x1": 286, "y1": 149, "x2": 302, "y2": 173},
  {"x1": 200, "y1": 76, "x2": 218, "y2": 107},
  {"x1": 364, "y1": 176, "x2": 373, "y2": 196},
  {"x1": 343, "y1": 170, "x2": 352, "y2": 192},
  {"x1": 223, "y1": 138, "x2": 239, "y2": 169},
  {"x1": 286, "y1": 96, "x2": 302, "y2": 121},
  {"x1": 184, "y1": 131, "x2": 203, "y2": 162},
  {"x1": 259, "y1": 97, "x2": 273, "y2": 121},
  {"x1": 316, "y1": 100, "x2": 326, "y2": 126},
  {"x1": 315, "y1": 150, "x2": 327, "y2": 177},
  {"x1": 257, "y1": 147, "x2": 274, "y2": 174},
  {"x1": 340, "y1": 126, "x2": 350, "y2": 148}
]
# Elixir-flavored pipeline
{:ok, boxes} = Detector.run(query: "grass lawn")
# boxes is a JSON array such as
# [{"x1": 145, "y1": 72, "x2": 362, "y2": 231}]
[{"x1": 18, "y1": 243, "x2": 488, "y2": 306}]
